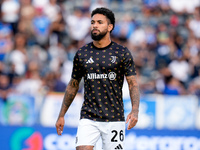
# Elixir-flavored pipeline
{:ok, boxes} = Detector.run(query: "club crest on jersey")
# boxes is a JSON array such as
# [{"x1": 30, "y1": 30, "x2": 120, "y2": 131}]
[{"x1": 111, "y1": 56, "x2": 116, "y2": 63}]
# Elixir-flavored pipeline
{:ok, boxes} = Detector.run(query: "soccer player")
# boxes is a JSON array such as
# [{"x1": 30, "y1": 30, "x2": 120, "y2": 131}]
[{"x1": 55, "y1": 7, "x2": 140, "y2": 150}]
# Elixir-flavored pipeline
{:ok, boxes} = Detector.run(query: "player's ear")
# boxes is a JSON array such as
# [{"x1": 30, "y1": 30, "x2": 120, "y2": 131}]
[{"x1": 108, "y1": 24, "x2": 113, "y2": 32}]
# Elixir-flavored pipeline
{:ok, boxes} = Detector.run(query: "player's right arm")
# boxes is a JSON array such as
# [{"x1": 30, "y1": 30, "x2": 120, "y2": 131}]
[{"x1": 55, "y1": 78, "x2": 81, "y2": 135}]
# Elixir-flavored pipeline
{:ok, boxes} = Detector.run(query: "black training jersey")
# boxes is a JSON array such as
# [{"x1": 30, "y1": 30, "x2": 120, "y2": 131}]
[{"x1": 72, "y1": 41, "x2": 136, "y2": 122}]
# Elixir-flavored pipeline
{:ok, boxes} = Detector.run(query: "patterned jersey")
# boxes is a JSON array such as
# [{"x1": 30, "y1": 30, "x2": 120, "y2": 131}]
[{"x1": 72, "y1": 41, "x2": 136, "y2": 122}]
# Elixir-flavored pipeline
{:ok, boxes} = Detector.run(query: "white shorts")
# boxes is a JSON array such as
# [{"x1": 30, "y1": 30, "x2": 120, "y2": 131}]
[{"x1": 76, "y1": 119, "x2": 125, "y2": 150}]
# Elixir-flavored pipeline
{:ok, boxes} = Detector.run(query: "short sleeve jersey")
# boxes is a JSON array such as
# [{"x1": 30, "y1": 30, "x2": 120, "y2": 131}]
[{"x1": 72, "y1": 41, "x2": 136, "y2": 122}]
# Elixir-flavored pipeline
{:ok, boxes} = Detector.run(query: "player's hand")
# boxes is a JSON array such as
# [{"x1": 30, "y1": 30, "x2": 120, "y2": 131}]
[
  {"x1": 125, "y1": 111, "x2": 138, "y2": 130},
  {"x1": 55, "y1": 117, "x2": 65, "y2": 135}
]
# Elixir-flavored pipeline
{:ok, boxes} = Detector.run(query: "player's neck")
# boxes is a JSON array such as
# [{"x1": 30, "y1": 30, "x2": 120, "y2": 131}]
[{"x1": 93, "y1": 35, "x2": 111, "y2": 48}]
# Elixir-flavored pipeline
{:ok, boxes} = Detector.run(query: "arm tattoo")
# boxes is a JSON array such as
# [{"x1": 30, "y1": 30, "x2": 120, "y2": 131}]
[
  {"x1": 58, "y1": 78, "x2": 80, "y2": 118},
  {"x1": 126, "y1": 75, "x2": 140, "y2": 114}
]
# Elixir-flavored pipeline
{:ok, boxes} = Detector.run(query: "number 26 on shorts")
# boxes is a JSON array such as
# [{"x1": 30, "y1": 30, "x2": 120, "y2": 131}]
[{"x1": 111, "y1": 130, "x2": 124, "y2": 142}]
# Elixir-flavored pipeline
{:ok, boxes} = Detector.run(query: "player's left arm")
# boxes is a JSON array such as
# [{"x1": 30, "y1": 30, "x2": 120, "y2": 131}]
[{"x1": 125, "y1": 75, "x2": 140, "y2": 130}]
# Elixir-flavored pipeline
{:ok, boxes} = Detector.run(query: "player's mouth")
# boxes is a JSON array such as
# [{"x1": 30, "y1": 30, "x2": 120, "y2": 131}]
[{"x1": 92, "y1": 29, "x2": 100, "y2": 33}]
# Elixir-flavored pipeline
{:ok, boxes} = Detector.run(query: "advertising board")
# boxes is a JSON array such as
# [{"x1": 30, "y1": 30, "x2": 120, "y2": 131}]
[{"x1": 0, "y1": 125, "x2": 199, "y2": 150}]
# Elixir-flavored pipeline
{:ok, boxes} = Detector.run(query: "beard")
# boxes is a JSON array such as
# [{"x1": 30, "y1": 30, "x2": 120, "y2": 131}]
[{"x1": 91, "y1": 29, "x2": 108, "y2": 41}]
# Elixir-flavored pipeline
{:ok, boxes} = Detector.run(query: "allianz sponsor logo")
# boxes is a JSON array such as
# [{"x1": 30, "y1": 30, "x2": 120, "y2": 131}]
[{"x1": 87, "y1": 72, "x2": 116, "y2": 80}]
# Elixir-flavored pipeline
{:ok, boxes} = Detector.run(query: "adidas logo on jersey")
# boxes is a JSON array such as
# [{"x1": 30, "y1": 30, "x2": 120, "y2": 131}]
[
  {"x1": 86, "y1": 57, "x2": 94, "y2": 64},
  {"x1": 114, "y1": 144, "x2": 123, "y2": 149}
]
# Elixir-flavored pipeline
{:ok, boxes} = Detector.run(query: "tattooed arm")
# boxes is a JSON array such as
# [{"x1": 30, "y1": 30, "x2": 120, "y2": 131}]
[
  {"x1": 125, "y1": 75, "x2": 140, "y2": 130},
  {"x1": 56, "y1": 78, "x2": 81, "y2": 135}
]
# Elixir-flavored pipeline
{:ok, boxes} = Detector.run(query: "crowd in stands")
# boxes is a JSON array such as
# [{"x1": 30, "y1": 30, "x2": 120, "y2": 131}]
[{"x1": 0, "y1": 0, "x2": 200, "y2": 102}]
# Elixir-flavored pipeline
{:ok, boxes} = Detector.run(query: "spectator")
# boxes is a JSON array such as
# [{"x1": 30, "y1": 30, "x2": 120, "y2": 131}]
[
  {"x1": 5, "y1": 33, "x2": 28, "y2": 76},
  {"x1": 32, "y1": 7, "x2": 51, "y2": 46},
  {"x1": 32, "y1": 0, "x2": 48, "y2": 10},
  {"x1": 60, "y1": 57, "x2": 73, "y2": 85},
  {"x1": 13, "y1": 61, "x2": 43, "y2": 96},
  {"x1": 163, "y1": 76, "x2": 186, "y2": 95},
  {"x1": 159, "y1": 0, "x2": 170, "y2": 11},
  {"x1": 0, "y1": 61, "x2": 5, "y2": 73},
  {"x1": 19, "y1": 0, "x2": 35, "y2": 21},
  {"x1": 128, "y1": 25, "x2": 146, "y2": 48},
  {"x1": 66, "y1": 8, "x2": 90, "y2": 41},
  {"x1": 48, "y1": 42, "x2": 66, "y2": 72},
  {"x1": 112, "y1": 13, "x2": 136, "y2": 42},
  {"x1": 188, "y1": 70, "x2": 200, "y2": 97},
  {"x1": 53, "y1": 72, "x2": 66, "y2": 92},
  {"x1": 0, "y1": 73, "x2": 12, "y2": 101},
  {"x1": 27, "y1": 45, "x2": 49, "y2": 76},
  {"x1": 0, "y1": 21, "x2": 13, "y2": 61},
  {"x1": 188, "y1": 7, "x2": 200, "y2": 38},
  {"x1": 168, "y1": 53, "x2": 191, "y2": 84},
  {"x1": 169, "y1": 0, "x2": 200, "y2": 13},
  {"x1": 1, "y1": 0, "x2": 20, "y2": 34},
  {"x1": 43, "y1": 0, "x2": 61, "y2": 23},
  {"x1": 49, "y1": 11, "x2": 68, "y2": 46},
  {"x1": 18, "y1": 0, "x2": 36, "y2": 46}
]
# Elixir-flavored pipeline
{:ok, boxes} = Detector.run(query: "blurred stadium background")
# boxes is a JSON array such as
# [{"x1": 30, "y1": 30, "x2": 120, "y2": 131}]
[{"x1": 0, "y1": 0, "x2": 200, "y2": 150}]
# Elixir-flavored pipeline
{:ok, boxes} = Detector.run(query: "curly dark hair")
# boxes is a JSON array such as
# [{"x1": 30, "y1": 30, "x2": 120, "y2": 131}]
[{"x1": 91, "y1": 7, "x2": 115, "y2": 33}]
